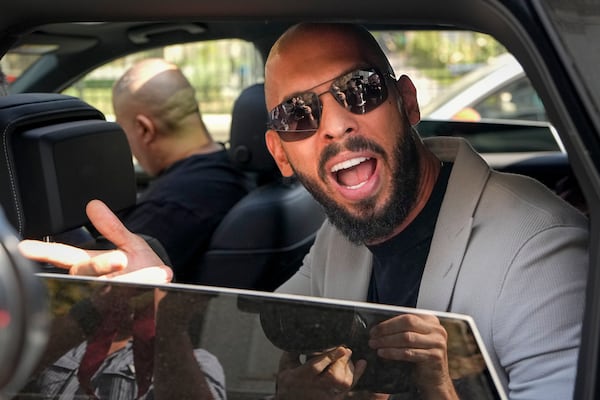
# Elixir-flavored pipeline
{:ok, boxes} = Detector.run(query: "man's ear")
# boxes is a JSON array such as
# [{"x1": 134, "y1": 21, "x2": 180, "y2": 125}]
[
  {"x1": 395, "y1": 75, "x2": 421, "y2": 126},
  {"x1": 265, "y1": 130, "x2": 294, "y2": 177},
  {"x1": 135, "y1": 114, "x2": 156, "y2": 145}
]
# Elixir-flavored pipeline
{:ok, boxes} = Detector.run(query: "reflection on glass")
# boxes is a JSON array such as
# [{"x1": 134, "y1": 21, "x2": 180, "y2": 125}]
[
  {"x1": 17, "y1": 279, "x2": 224, "y2": 399},
  {"x1": 253, "y1": 298, "x2": 498, "y2": 398},
  {"x1": 11, "y1": 275, "x2": 505, "y2": 400}
]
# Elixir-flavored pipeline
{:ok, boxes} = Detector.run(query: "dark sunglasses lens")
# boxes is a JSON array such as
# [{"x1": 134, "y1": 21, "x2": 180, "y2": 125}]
[
  {"x1": 331, "y1": 69, "x2": 387, "y2": 114},
  {"x1": 269, "y1": 92, "x2": 321, "y2": 138},
  {"x1": 268, "y1": 69, "x2": 387, "y2": 140}
]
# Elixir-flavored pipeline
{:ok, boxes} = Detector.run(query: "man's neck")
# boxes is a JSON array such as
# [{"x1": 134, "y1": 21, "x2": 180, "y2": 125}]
[{"x1": 160, "y1": 139, "x2": 223, "y2": 173}]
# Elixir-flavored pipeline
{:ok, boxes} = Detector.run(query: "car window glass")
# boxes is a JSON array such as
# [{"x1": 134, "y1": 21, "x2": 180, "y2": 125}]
[
  {"x1": 61, "y1": 39, "x2": 264, "y2": 144},
  {"x1": 7, "y1": 274, "x2": 506, "y2": 400},
  {"x1": 3, "y1": 30, "x2": 558, "y2": 158},
  {"x1": 471, "y1": 76, "x2": 546, "y2": 121},
  {"x1": 0, "y1": 50, "x2": 45, "y2": 84},
  {"x1": 370, "y1": 31, "x2": 555, "y2": 155}
]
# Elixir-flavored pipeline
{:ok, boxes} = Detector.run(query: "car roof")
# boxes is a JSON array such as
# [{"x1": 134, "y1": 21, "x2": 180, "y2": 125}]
[
  {"x1": 6, "y1": 21, "x2": 289, "y2": 92},
  {"x1": 0, "y1": 1, "x2": 554, "y2": 74}
]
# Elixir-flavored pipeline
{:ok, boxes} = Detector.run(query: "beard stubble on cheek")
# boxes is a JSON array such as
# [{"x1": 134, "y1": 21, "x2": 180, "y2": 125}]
[{"x1": 292, "y1": 129, "x2": 421, "y2": 245}]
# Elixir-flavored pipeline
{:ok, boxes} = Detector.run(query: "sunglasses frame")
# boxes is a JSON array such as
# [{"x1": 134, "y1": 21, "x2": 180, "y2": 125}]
[{"x1": 267, "y1": 67, "x2": 395, "y2": 141}]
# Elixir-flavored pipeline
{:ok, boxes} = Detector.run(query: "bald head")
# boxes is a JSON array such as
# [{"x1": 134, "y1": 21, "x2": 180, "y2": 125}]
[
  {"x1": 113, "y1": 58, "x2": 200, "y2": 134},
  {"x1": 113, "y1": 58, "x2": 217, "y2": 176},
  {"x1": 265, "y1": 23, "x2": 393, "y2": 109}
]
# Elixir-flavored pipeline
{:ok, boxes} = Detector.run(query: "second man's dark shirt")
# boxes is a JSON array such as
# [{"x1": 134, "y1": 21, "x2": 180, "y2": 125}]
[{"x1": 119, "y1": 149, "x2": 249, "y2": 283}]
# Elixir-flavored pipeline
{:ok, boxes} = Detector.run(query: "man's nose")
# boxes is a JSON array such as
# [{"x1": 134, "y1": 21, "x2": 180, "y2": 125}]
[{"x1": 317, "y1": 93, "x2": 358, "y2": 141}]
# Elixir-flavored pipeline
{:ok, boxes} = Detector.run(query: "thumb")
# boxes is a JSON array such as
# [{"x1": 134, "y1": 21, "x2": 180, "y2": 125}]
[
  {"x1": 87, "y1": 199, "x2": 172, "y2": 280},
  {"x1": 86, "y1": 199, "x2": 135, "y2": 249}
]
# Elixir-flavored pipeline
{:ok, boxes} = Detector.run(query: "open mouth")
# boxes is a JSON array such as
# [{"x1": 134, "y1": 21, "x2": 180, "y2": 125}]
[{"x1": 331, "y1": 156, "x2": 377, "y2": 189}]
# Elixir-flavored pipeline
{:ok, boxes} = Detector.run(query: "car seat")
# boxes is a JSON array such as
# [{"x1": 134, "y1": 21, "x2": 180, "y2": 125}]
[
  {"x1": 195, "y1": 83, "x2": 326, "y2": 291},
  {"x1": 0, "y1": 93, "x2": 177, "y2": 394},
  {"x1": 0, "y1": 93, "x2": 137, "y2": 246}
]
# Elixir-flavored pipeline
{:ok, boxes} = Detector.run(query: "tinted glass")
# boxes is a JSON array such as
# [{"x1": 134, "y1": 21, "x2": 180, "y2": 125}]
[
  {"x1": 472, "y1": 77, "x2": 546, "y2": 121},
  {"x1": 9, "y1": 274, "x2": 507, "y2": 399}
]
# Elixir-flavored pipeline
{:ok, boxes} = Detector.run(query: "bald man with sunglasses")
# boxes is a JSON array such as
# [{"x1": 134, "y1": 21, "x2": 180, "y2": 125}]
[{"x1": 20, "y1": 23, "x2": 588, "y2": 400}]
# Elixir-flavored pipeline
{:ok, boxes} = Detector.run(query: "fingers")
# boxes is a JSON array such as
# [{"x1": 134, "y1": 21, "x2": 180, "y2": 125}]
[
  {"x1": 19, "y1": 239, "x2": 128, "y2": 276},
  {"x1": 70, "y1": 250, "x2": 127, "y2": 276},
  {"x1": 18, "y1": 199, "x2": 171, "y2": 281},
  {"x1": 369, "y1": 314, "x2": 448, "y2": 358},
  {"x1": 86, "y1": 199, "x2": 136, "y2": 249},
  {"x1": 307, "y1": 347, "x2": 357, "y2": 395},
  {"x1": 277, "y1": 347, "x2": 359, "y2": 399},
  {"x1": 68, "y1": 239, "x2": 171, "y2": 282},
  {"x1": 279, "y1": 348, "x2": 350, "y2": 376},
  {"x1": 306, "y1": 346, "x2": 351, "y2": 374},
  {"x1": 80, "y1": 200, "x2": 171, "y2": 280},
  {"x1": 87, "y1": 200, "x2": 170, "y2": 275},
  {"x1": 369, "y1": 314, "x2": 455, "y2": 393},
  {"x1": 18, "y1": 240, "x2": 92, "y2": 270},
  {"x1": 371, "y1": 313, "x2": 440, "y2": 337}
]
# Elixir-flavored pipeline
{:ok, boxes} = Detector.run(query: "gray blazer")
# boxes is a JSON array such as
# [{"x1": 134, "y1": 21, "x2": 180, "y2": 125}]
[{"x1": 277, "y1": 137, "x2": 589, "y2": 400}]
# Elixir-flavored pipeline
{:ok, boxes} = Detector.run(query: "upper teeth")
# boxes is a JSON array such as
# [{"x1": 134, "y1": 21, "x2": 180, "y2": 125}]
[{"x1": 331, "y1": 157, "x2": 369, "y2": 172}]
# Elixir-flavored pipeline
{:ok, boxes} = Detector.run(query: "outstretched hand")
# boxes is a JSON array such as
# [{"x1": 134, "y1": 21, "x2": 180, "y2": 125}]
[{"x1": 18, "y1": 199, "x2": 173, "y2": 283}]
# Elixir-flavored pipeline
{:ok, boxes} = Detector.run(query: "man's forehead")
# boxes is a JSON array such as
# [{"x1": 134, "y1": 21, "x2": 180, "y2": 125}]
[
  {"x1": 272, "y1": 26, "x2": 366, "y2": 65},
  {"x1": 265, "y1": 24, "x2": 385, "y2": 102},
  {"x1": 266, "y1": 61, "x2": 363, "y2": 110},
  {"x1": 265, "y1": 49, "x2": 371, "y2": 109}
]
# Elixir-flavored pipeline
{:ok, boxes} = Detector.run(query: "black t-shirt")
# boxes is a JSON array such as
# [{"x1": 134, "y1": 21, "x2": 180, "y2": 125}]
[
  {"x1": 119, "y1": 150, "x2": 249, "y2": 283},
  {"x1": 366, "y1": 162, "x2": 452, "y2": 307}
]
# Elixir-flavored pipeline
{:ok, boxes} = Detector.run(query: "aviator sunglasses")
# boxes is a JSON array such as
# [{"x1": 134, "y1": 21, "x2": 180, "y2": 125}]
[{"x1": 268, "y1": 67, "x2": 394, "y2": 141}]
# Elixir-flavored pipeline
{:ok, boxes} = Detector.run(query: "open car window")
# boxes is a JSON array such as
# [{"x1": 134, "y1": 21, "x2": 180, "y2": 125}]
[
  {"x1": 1, "y1": 28, "x2": 563, "y2": 190},
  {"x1": 10, "y1": 273, "x2": 507, "y2": 400},
  {"x1": 60, "y1": 39, "x2": 264, "y2": 143},
  {"x1": 3, "y1": 29, "x2": 554, "y2": 155}
]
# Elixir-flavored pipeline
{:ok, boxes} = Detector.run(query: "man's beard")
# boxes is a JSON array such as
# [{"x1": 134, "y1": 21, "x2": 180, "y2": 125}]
[{"x1": 293, "y1": 129, "x2": 421, "y2": 245}]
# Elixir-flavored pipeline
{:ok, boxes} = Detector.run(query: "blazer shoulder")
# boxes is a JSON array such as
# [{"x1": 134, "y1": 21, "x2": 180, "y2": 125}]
[{"x1": 483, "y1": 170, "x2": 588, "y2": 228}]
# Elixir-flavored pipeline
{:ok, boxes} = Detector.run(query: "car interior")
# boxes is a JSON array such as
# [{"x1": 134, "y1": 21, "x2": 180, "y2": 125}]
[
  {"x1": 195, "y1": 83, "x2": 326, "y2": 291},
  {"x1": 0, "y1": 93, "x2": 136, "y2": 243},
  {"x1": 4, "y1": 20, "x2": 583, "y2": 203},
  {"x1": 0, "y1": 92, "x2": 137, "y2": 392},
  {"x1": 1, "y1": 0, "x2": 600, "y2": 398}
]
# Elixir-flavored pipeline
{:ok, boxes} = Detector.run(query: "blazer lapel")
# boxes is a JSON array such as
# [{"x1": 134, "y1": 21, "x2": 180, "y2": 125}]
[
  {"x1": 417, "y1": 137, "x2": 491, "y2": 311},
  {"x1": 324, "y1": 241, "x2": 373, "y2": 301}
]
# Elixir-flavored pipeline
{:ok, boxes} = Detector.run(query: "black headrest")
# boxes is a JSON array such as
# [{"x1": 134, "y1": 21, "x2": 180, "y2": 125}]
[
  {"x1": 0, "y1": 93, "x2": 136, "y2": 239},
  {"x1": 229, "y1": 83, "x2": 279, "y2": 182}
]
